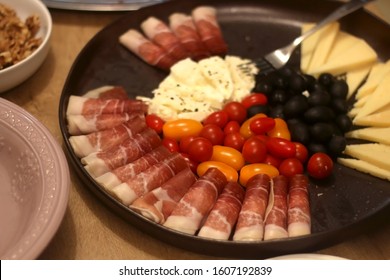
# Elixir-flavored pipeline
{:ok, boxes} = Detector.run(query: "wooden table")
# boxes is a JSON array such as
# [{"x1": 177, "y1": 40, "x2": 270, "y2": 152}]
[{"x1": 2, "y1": 7, "x2": 389, "y2": 260}]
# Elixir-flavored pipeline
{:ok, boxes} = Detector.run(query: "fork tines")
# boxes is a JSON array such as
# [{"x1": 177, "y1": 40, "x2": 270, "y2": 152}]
[{"x1": 239, "y1": 58, "x2": 276, "y2": 77}]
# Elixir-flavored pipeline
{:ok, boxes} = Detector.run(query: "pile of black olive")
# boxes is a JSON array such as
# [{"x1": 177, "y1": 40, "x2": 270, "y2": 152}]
[{"x1": 249, "y1": 67, "x2": 353, "y2": 158}]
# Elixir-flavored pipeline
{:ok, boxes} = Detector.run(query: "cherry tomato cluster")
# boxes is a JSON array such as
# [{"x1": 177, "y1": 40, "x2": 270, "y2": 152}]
[{"x1": 145, "y1": 92, "x2": 334, "y2": 185}]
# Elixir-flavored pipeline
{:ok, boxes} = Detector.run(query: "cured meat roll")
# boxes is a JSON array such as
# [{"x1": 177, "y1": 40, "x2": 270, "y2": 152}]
[
  {"x1": 69, "y1": 115, "x2": 147, "y2": 158},
  {"x1": 82, "y1": 128, "x2": 161, "y2": 178},
  {"x1": 110, "y1": 152, "x2": 188, "y2": 205},
  {"x1": 287, "y1": 174, "x2": 311, "y2": 237},
  {"x1": 67, "y1": 112, "x2": 144, "y2": 136},
  {"x1": 82, "y1": 86, "x2": 128, "y2": 100},
  {"x1": 192, "y1": 6, "x2": 228, "y2": 56},
  {"x1": 169, "y1": 13, "x2": 210, "y2": 61},
  {"x1": 163, "y1": 168, "x2": 227, "y2": 235},
  {"x1": 198, "y1": 181, "x2": 245, "y2": 240},
  {"x1": 264, "y1": 175, "x2": 289, "y2": 241},
  {"x1": 233, "y1": 173, "x2": 271, "y2": 241},
  {"x1": 130, "y1": 167, "x2": 197, "y2": 223},
  {"x1": 141, "y1": 16, "x2": 189, "y2": 61},
  {"x1": 66, "y1": 95, "x2": 148, "y2": 116},
  {"x1": 95, "y1": 146, "x2": 171, "y2": 190},
  {"x1": 119, "y1": 29, "x2": 177, "y2": 70}
]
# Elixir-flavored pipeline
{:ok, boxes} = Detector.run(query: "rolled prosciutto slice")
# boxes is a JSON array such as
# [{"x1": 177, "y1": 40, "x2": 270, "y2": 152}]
[
  {"x1": 82, "y1": 128, "x2": 161, "y2": 178},
  {"x1": 198, "y1": 181, "x2": 245, "y2": 240},
  {"x1": 287, "y1": 174, "x2": 311, "y2": 237},
  {"x1": 233, "y1": 173, "x2": 271, "y2": 241},
  {"x1": 66, "y1": 95, "x2": 148, "y2": 116},
  {"x1": 163, "y1": 167, "x2": 227, "y2": 235},
  {"x1": 192, "y1": 6, "x2": 228, "y2": 56},
  {"x1": 169, "y1": 13, "x2": 210, "y2": 61},
  {"x1": 141, "y1": 16, "x2": 189, "y2": 61},
  {"x1": 95, "y1": 146, "x2": 171, "y2": 191},
  {"x1": 110, "y1": 152, "x2": 188, "y2": 205},
  {"x1": 67, "y1": 112, "x2": 144, "y2": 136},
  {"x1": 264, "y1": 175, "x2": 289, "y2": 241},
  {"x1": 82, "y1": 86, "x2": 128, "y2": 100},
  {"x1": 130, "y1": 167, "x2": 197, "y2": 224},
  {"x1": 119, "y1": 29, "x2": 177, "y2": 70}
]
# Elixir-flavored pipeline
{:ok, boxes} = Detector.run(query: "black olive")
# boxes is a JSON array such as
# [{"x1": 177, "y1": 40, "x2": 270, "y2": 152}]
[
  {"x1": 289, "y1": 74, "x2": 306, "y2": 93},
  {"x1": 247, "y1": 104, "x2": 269, "y2": 118},
  {"x1": 307, "y1": 142, "x2": 328, "y2": 155},
  {"x1": 331, "y1": 98, "x2": 348, "y2": 114},
  {"x1": 304, "y1": 106, "x2": 335, "y2": 123},
  {"x1": 307, "y1": 90, "x2": 331, "y2": 106},
  {"x1": 327, "y1": 135, "x2": 347, "y2": 157},
  {"x1": 272, "y1": 75, "x2": 289, "y2": 89},
  {"x1": 318, "y1": 73, "x2": 334, "y2": 88},
  {"x1": 255, "y1": 80, "x2": 274, "y2": 95},
  {"x1": 303, "y1": 74, "x2": 316, "y2": 91},
  {"x1": 268, "y1": 89, "x2": 289, "y2": 105},
  {"x1": 278, "y1": 66, "x2": 295, "y2": 77},
  {"x1": 289, "y1": 121, "x2": 311, "y2": 144},
  {"x1": 335, "y1": 114, "x2": 353, "y2": 132},
  {"x1": 308, "y1": 81, "x2": 327, "y2": 93},
  {"x1": 268, "y1": 104, "x2": 285, "y2": 119},
  {"x1": 309, "y1": 122, "x2": 334, "y2": 143},
  {"x1": 330, "y1": 79, "x2": 348, "y2": 99},
  {"x1": 283, "y1": 95, "x2": 308, "y2": 118}
]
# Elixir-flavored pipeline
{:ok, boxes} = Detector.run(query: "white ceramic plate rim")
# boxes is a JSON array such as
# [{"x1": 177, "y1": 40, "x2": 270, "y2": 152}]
[
  {"x1": 0, "y1": 98, "x2": 70, "y2": 260},
  {"x1": 267, "y1": 253, "x2": 348, "y2": 260}
]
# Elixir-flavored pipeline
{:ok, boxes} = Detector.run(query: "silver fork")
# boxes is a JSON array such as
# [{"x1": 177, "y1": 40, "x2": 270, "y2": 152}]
[{"x1": 241, "y1": 0, "x2": 376, "y2": 77}]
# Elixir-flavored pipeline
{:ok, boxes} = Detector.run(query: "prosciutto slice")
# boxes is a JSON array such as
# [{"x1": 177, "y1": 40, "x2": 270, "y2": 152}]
[
  {"x1": 66, "y1": 95, "x2": 148, "y2": 116},
  {"x1": 233, "y1": 173, "x2": 271, "y2": 241},
  {"x1": 82, "y1": 128, "x2": 161, "y2": 178},
  {"x1": 169, "y1": 13, "x2": 210, "y2": 61},
  {"x1": 69, "y1": 115, "x2": 147, "y2": 158},
  {"x1": 82, "y1": 86, "x2": 128, "y2": 100},
  {"x1": 95, "y1": 146, "x2": 171, "y2": 191},
  {"x1": 264, "y1": 175, "x2": 289, "y2": 241},
  {"x1": 110, "y1": 152, "x2": 188, "y2": 205},
  {"x1": 192, "y1": 6, "x2": 228, "y2": 56},
  {"x1": 287, "y1": 174, "x2": 311, "y2": 237},
  {"x1": 141, "y1": 16, "x2": 189, "y2": 61},
  {"x1": 163, "y1": 168, "x2": 227, "y2": 235},
  {"x1": 67, "y1": 112, "x2": 144, "y2": 136},
  {"x1": 119, "y1": 29, "x2": 177, "y2": 70},
  {"x1": 130, "y1": 167, "x2": 197, "y2": 224},
  {"x1": 198, "y1": 181, "x2": 244, "y2": 240}
]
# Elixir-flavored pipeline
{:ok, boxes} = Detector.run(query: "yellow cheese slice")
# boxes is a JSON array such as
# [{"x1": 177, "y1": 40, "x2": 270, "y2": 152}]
[
  {"x1": 309, "y1": 38, "x2": 378, "y2": 76},
  {"x1": 353, "y1": 94, "x2": 369, "y2": 108},
  {"x1": 346, "y1": 63, "x2": 373, "y2": 99},
  {"x1": 346, "y1": 127, "x2": 390, "y2": 145},
  {"x1": 353, "y1": 105, "x2": 390, "y2": 127},
  {"x1": 343, "y1": 143, "x2": 390, "y2": 171},
  {"x1": 355, "y1": 60, "x2": 390, "y2": 99},
  {"x1": 326, "y1": 31, "x2": 361, "y2": 62},
  {"x1": 355, "y1": 71, "x2": 390, "y2": 118},
  {"x1": 307, "y1": 22, "x2": 339, "y2": 73},
  {"x1": 338, "y1": 158, "x2": 390, "y2": 181}
]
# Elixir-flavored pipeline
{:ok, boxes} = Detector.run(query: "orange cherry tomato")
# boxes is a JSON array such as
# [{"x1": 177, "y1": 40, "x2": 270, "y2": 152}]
[
  {"x1": 239, "y1": 163, "x2": 279, "y2": 187},
  {"x1": 210, "y1": 145, "x2": 245, "y2": 171},
  {"x1": 239, "y1": 113, "x2": 267, "y2": 139},
  {"x1": 197, "y1": 161, "x2": 239, "y2": 182},
  {"x1": 162, "y1": 119, "x2": 203, "y2": 141},
  {"x1": 267, "y1": 118, "x2": 291, "y2": 140}
]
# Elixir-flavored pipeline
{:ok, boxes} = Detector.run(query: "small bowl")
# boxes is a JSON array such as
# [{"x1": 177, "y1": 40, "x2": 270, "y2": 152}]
[{"x1": 0, "y1": 0, "x2": 52, "y2": 93}]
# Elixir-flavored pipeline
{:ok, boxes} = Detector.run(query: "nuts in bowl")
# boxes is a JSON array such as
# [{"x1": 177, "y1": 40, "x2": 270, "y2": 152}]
[{"x1": 0, "y1": 0, "x2": 52, "y2": 93}]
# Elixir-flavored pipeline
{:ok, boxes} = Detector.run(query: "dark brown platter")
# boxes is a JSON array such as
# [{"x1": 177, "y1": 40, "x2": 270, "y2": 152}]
[{"x1": 59, "y1": 0, "x2": 390, "y2": 259}]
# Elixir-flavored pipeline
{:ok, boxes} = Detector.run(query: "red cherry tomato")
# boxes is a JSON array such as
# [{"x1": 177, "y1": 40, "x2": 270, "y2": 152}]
[
  {"x1": 145, "y1": 114, "x2": 164, "y2": 134},
  {"x1": 223, "y1": 101, "x2": 247, "y2": 124},
  {"x1": 266, "y1": 137, "x2": 296, "y2": 159},
  {"x1": 250, "y1": 117, "x2": 276, "y2": 135},
  {"x1": 163, "y1": 119, "x2": 203, "y2": 141},
  {"x1": 307, "y1": 152, "x2": 334, "y2": 179},
  {"x1": 294, "y1": 142, "x2": 309, "y2": 163},
  {"x1": 161, "y1": 137, "x2": 179, "y2": 153},
  {"x1": 223, "y1": 121, "x2": 241, "y2": 134},
  {"x1": 263, "y1": 154, "x2": 282, "y2": 168},
  {"x1": 203, "y1": 110, "x2": 229, "y2": 128},
  {"x1": 180, "y1": 152, "x2": 198, "y2": 173},
  {"x1": 224, "y1": 132, "x2": 245, "y2": 151},
  {"x1": 187, "y1": 137, "x2": 213, "y2": 163},
  {"x1": 239, "y1": 113, "x2": 266, "y2": 139},
  {"x1": 242, "y1": 136, "x2": 267, "y2": 163},
  {"x1": 241, "y1": 93, "x2": 268, "y2": 109},
  {"x1": 279, "y1": 158, "x2": 304, "y2": 177},
  {"x1": 199, "y1": 124, "x2": 225, "y2": 145},
  {"x1": 179, "y1": 135, "x2": 196, "y2": 153},
  {"x1": 267, "y1": 118, "x2": 291, "y2": 140}
]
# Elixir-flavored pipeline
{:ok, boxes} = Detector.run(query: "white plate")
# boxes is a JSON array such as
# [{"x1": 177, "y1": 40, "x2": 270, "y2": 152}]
[
  {"x1": 0, "y1": 98, "x2": 70, "y2": 259},
  {"x1": 268, "y1": 254, "x2": 347, "y2": 260}
]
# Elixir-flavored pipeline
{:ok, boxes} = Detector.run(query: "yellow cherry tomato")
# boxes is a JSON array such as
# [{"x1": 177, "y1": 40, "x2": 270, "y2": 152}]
[
  {"x1": 197, "y1": 161, "x2": 239, "y2": 182},
  {"x1": 162, "y1": 119, "x2": 203, "y2": 141},
  {"x1": 267, "y1": 118, "x2": 291, "y2": 140},
  {"x1": 239, "y1": 113, "x2": 267, "y2": 139},
  {"x1": 210, "y1": 145, "x2": 245, "y2": 171},
  {"x1": 239, "y1": 163, "x2": 279, "y2": 187}
]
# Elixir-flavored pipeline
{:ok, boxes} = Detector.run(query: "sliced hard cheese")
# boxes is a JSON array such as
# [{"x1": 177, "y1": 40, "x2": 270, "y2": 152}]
[
  {"x1": 355, "y1": 60, "x2": 390, "y2": 99},
  {"x1": 309, "y1": 38, "x2": 378, "y2": 76},
  {"x1": 343, "y1": 143, "x2": 390, "y2": 171},
  {"x1": 338, "y1": 158, "x2": 390, "y2": 181},
  {"x1": 346, "y1": 127, "x2": 390, "y2": 145},
  {"x1": 326, "y1": 31, "x2": 361, "y2": 62},
  {"x1": 307, "y1": 22, "x2": 339, "y2": 73},
  {"x1": 354, "y1": 71, "x2": 390, "y2": 118},
  {"x1": 346, "y1": 63, "x2": 373, "y2": 99},
  {"x1": 353, "y1": 105, "x2": 390, "y2": 127}
]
